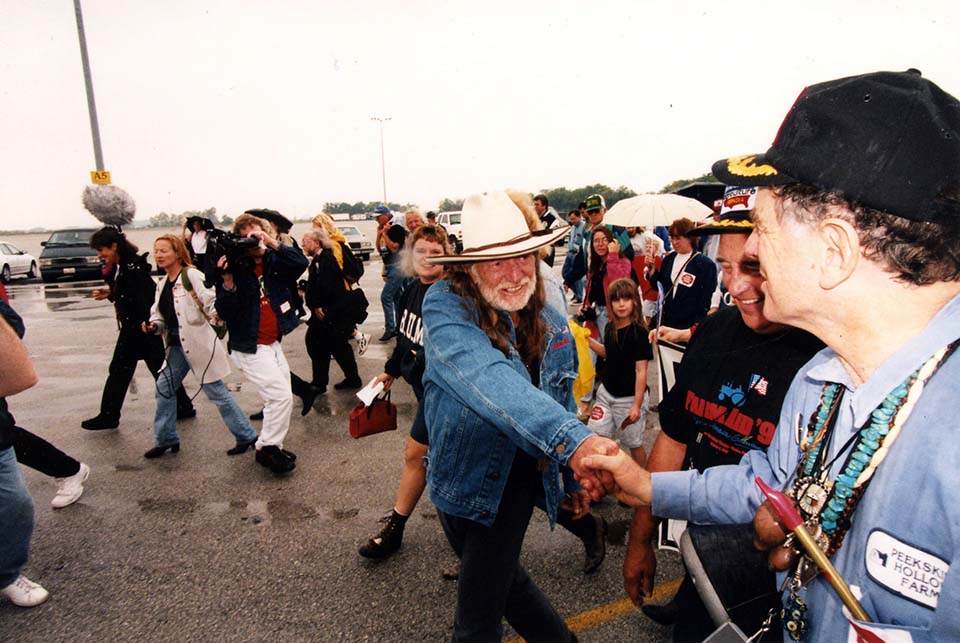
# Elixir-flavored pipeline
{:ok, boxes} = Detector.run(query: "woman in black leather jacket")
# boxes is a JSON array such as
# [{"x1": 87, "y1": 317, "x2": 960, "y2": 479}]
[{"x1": 81, "y1": 227, "x2": 193, "y2": 430}]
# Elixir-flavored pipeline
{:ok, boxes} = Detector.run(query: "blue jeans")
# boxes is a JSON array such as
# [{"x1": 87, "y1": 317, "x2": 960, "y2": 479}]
[
  {"x1": 154, "y1": 346, "x2": 257, "y2": 448},
  {"x1": 438, "y1": 452, "x2": 576, "y2": 643},
  {"x1": 561, "y1": 252, "x2": 585, "y2": 301},
  {"x1": 380, "y1": 263, "x2": 406, "y2": 335},
  {"x1": 570, "y1": 276, "x2": 585, "y2": 302},
  {"x1": 0, "y1": 446, "x2": 33, "y2": 589}
]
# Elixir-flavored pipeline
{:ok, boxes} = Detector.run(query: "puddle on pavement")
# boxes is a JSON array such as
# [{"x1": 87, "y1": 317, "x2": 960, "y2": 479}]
[
  {"x1": 138, "y1": 498, "x2": 199, "y2": 513},
  {"x1": 135, "y1": 496, "x2": 355, "y2": 527},
  {"x1": 267, "y1": 499, "x2": 318, "y2": 521}
]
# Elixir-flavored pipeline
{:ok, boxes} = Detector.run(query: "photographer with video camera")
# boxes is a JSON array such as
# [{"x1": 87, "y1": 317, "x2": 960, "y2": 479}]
[{"x1": 213, "y1": 213, "x2": 308, "y2": 475}]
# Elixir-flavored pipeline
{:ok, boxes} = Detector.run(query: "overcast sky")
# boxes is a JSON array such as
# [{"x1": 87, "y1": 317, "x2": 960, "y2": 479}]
[{"x1": 1, "y1": 0, "x2": 957, "y2": 230}]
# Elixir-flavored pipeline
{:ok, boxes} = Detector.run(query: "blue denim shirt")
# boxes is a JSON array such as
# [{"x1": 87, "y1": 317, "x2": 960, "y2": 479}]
[
  {"x1": 653, "y1": 293, "x2": 960, "y2": 642},
  {"x1": 422, "y1": 279, "x2": 593, "y2": 528},
  {"x1": 566, "y1": 220, "x2": 585, "y2": 254}
]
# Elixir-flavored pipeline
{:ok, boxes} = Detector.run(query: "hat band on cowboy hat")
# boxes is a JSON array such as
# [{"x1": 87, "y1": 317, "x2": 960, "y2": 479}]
[
  {"x1": 711, "y1": 69, "x2": 960, "y2": 224},
  {"x1": 427, "y1": 191, "x2": 569, "y2": 265}
]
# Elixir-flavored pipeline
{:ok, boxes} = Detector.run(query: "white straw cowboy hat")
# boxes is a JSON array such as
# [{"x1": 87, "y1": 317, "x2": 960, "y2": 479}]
[{"x1": 427, "y1": 191, "x2": 569, "y2": 265}]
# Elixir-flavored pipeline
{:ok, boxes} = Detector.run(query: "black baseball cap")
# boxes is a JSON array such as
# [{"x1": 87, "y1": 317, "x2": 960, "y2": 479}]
[{"x1": 712, "y1": 69, "x2": 960, "y2": 224}]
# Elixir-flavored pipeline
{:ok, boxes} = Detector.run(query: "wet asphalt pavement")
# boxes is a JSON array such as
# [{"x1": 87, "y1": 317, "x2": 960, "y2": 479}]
[{"x1": 0, "y1": 261, "x2": 680, "y2": 643}]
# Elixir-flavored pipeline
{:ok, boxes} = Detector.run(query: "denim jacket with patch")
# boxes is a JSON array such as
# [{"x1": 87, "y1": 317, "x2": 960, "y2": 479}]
[{"x1": 422, "y1": 279, "x2": 593, "y2": 527}]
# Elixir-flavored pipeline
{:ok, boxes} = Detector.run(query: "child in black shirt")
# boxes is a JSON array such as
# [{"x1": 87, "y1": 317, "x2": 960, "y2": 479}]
[{"x1": 587, "y1": 279, "x2": 653, "y2": 465}]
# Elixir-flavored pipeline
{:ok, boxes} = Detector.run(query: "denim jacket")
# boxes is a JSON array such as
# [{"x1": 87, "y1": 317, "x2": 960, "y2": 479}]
[{"x1": 422, "y1": 279, "x2": 593, "y2": 527}]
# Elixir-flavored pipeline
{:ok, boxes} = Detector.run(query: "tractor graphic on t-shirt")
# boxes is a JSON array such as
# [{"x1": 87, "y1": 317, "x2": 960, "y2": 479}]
[{"x1": 718, "y1": 382, "x2": 746, "y2": 407}]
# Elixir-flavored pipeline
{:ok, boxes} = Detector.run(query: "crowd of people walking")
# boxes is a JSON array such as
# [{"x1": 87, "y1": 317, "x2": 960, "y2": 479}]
[{"x1": 2, "y1": 68, "x2": 960, "y2": 643}]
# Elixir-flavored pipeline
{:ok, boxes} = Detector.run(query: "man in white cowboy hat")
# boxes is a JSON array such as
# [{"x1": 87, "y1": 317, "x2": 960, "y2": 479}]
[
  {"x1": 421, "y1": 190, "x2": 621, "y2": 643},
  {"x1": 579, "y1": 69, "x2": 960, "y2": 642}
]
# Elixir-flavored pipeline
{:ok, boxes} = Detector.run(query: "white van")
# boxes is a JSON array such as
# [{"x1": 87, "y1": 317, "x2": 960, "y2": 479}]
[{"x1": 435, "y1": 211, "x2": 463, "y2": 253}]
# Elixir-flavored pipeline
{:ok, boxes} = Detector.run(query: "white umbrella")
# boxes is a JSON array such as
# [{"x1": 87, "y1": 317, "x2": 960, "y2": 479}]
[{"x1": 602, "y1": 194, "x2": 712, "y2": 229}]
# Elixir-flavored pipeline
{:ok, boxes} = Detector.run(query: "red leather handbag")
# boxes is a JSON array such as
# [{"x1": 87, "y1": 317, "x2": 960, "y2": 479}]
[{"x1": 349, "y1": 392, "x2": 398, "y2": 439}]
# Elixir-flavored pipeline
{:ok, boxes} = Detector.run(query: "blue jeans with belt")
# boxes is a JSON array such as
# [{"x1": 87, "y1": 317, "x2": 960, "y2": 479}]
[
  {"x1": 154, "y1": 346, "x2": 257, "y2": 448},
  {"x1": 0, "y1": 446, "x2": 34, "y2": 589},
  {"x1": 437, "y1": 451, "x2": 577, "y2": 643}
]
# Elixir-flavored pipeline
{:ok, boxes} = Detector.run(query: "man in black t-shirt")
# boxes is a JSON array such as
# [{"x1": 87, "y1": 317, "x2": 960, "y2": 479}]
[{"x1": 623, "y1": 187, "x2": 824, "y2": 641}]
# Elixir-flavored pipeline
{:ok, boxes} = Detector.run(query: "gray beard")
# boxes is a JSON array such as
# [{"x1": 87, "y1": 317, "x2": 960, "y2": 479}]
[{"x1": 470, "y1": 267, "x2": 536, "y2": 312}]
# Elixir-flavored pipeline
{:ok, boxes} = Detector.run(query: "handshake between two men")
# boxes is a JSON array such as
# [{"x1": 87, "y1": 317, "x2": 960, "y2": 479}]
[{"x1": 569, "y1": 438, "x2": 797, "y2": 608}]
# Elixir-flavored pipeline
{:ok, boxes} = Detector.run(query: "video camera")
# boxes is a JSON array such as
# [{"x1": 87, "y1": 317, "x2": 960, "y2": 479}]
[{"x1": 204, "y1": 228, "x2": 260, "y2": 283}]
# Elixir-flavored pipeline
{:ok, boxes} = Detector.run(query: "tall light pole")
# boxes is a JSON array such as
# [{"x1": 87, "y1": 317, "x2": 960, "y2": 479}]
[
  {"x1": 74, "y1": 0, "x2": 104, "y2": 171},
  {"x1": 371, "y1": 117, "x2": 391, "y2": 203}
]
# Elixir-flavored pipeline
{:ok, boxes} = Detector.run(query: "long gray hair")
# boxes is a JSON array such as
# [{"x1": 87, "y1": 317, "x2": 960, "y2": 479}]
[{"x1": 305, "y1": 228, "x2": 334, "y2": 250}]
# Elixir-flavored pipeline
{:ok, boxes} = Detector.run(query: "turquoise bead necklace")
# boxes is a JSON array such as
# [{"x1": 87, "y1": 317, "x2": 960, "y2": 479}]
[{"x1": 780, "y1": 339, "x2": 959, "y2": 641}]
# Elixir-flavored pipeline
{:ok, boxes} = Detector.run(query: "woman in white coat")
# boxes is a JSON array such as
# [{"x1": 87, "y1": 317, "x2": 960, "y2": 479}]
[{"x1": 141, "y1": 235, "x2": 258, "y2": 459}]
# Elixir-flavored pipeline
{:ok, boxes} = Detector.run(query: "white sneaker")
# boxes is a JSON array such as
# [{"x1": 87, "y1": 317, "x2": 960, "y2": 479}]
[
  {"x1": 52, "y1": 462, "x2": 90, "y2": 508},
  {"x1": 356, "y1": 331, "x2": 370, "y2": 356},
  {"x1": 1, "y1": 575, "x2": 49, "y2": 607}
]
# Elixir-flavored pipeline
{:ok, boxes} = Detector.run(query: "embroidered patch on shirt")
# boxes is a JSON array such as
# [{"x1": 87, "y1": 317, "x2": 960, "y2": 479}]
[
  {"x1": 865, "y1": 529, "x2": 948, "y2": 610},
  {"x1": 679, "y1": 272, "x2": 696, "y2": 287},
  {"x1": 551, "y1": 337, "x2": 571, "y2": 350}
]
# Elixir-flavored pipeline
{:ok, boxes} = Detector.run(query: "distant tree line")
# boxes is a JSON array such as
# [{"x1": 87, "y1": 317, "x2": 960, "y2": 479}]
[
  {"x1": 537, "y1": 185, "x2": 638, "y2": 216},
  {"x1": 147, "y1": 207, "x2": 226, "y2": 228},
  {"x1": 323, "y1": 201, "x2": 416, "y2": 215},
  {"x1": 438, "y1": 198, "x2": 464, "y2": 212},
  {"x1": 435, "y1": 184, "x2": 639, "y2": 220},
  {"x1": 318, "y1": 175, "x2": 720, "y2": 220},
  {"x1": 659, "y1": 173, "x2": 720, "y2": 194}
]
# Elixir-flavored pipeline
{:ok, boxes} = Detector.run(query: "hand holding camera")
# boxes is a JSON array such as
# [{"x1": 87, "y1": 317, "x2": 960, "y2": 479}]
[
  {"x1": 574, "y1": 305, "x2": 597, "y2": 325},
  {"x1": 217, "y1": 255, "x2": 235, "y2": 291}
]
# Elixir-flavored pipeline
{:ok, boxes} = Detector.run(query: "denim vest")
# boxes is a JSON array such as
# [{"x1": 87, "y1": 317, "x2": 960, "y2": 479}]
[{"x1": 422, "y1": 279, "x2": 593, "y2": 527}]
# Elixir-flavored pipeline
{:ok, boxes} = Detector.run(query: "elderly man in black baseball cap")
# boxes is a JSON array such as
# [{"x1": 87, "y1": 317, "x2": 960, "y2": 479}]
[{"x1": 581, "y1": 70, "x2": 960, "y2": 642}]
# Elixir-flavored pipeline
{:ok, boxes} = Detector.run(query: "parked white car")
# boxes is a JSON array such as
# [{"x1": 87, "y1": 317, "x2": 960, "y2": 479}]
[
  {"x1": 435, "y1": 211, "x2": 463, "y2": 253},
  {"x1": 0, "y1": 241, "x2": 38, "y2": 283},
  {"x1": 336, "y1": 224, "x2": 374, "y2": 261}
]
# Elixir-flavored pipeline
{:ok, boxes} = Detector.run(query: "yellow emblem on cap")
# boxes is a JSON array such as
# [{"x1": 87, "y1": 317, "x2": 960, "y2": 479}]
[
  {"x1": 726, "y1": 154, "x2": 779, "y2": 177},
  {"x1": 714, "y1": 219, "x2": 754, "y2": 229}
]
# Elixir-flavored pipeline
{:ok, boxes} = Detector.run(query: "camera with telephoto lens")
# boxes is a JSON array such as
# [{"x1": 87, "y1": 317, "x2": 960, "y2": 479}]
[{"x1": 204, "y1": 228, "x2": 260, "y2": 283}]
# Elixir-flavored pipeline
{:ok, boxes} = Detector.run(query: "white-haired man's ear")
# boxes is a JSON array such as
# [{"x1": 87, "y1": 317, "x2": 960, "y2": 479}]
[{"x1": 817, "y1": 214, "x2": 861, "y2": 291}]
